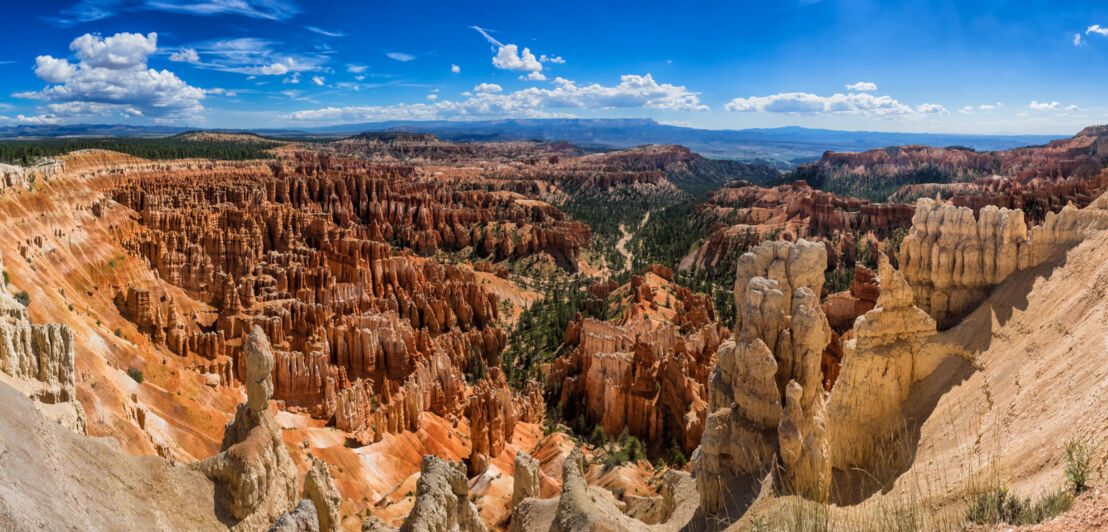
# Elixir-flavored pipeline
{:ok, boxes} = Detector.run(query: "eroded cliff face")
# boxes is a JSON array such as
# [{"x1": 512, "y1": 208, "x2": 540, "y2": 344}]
[
  {"x1": 550, "y1": 269, "x2": 728, "y2": 454},
  {"x1": 694, "y1": 239, "x2": 833, "y2": 510},
  {"x1": 0, "y1": 252, "x2": 86, "y2": 433},
  {"x1": 794, "y1": 126, "x2": 1108, "y2": 203},
  {"x1": 900, "y1": 194, "x2": 1108, "y2": 326},
  {"x1": 827, "y1": 255, "x2": 936, "y2": 470},
  {"x1": 679, "y1": 180, "x2": 914, "y2": 278}
]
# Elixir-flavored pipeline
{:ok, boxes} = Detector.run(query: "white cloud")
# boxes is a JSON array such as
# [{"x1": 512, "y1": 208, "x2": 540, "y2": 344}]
[
  {"x1": 540, "y1": 54, "x2": 565, "y2": 64},
  {"x1": 71, "y1": 31, "x2": 157, "y2": 69},
  {"x1": 426, "y1": 94, "x2": 438, "y2": 101},
  {"x1": 844, "y1": 81, "x2": 877, "y2": 91},
  {"x1": 958, "y1": 103, "x2": 997, "y2": 114},
  {"x1": 169, "y1": 37, "x2": 323, "y2": 76},
  {"x1": 1087, "y1": 24, "x2": 1108, "y2": 37},
  {"x1": 346, "y1": 64, "x2": 367, "y2": 73},
  {"x1": 469, "y1": 25, "x2": 504, "y2": 47},
  {"x1": 169, "y1": 48, "x2": 200, "y2": 63},
  {"x1": 474, "y1": 83, "x2": 502, "y2": 93},
  {"x1": 33, "y1": 56, "x2": 77, "y2": 84},
  {"x1": 311, "y1": 75, "x2": 324, "y2": 86},
  {"x1": 42, "y1": 0, "x2": 299, "y2": 27},
  {"x1": 915, "y1": 103, "x2": 948, "y2": 115},
  {"x1": 451, "y1": 64, "x2": 461, "y2": 73},
  {"x1": 145, "y1": 0, "x2": 299, "y2": 20},
  {"x1": 306, "y1": 26, "x2": 344, "y2": 37},
  {"x1": 258, "y1": 59, "x2": 295, "y2": 75},
  {"x1": 354, "y1": 75, "x2": 365, "y2": 81},
  {"x1": 520, "y1": 71, "x2": 546, "y2": 81},
  {"x1": 286, "y1": 73, "x2": 707, "y2": 123},
  {"x1": 16, "y1": 31, "x2": 204, "y2": 120},
  {"x1": 1029, "y1": 100, "x2": 1062, "y2": 111},
  {"x1": 1074, "y1": 33, "x2": 1084, "y2": 46},
  {"x1": 387, "y1": 52, "x2": 415, "y2": 62},
  {"x1": 725, "y1": 90, "x2": 945, "y2": 117},
  {"x1": 283, "y1": 72, "x2": 300, "y2": 84},
  {"x1": 493, "y1": 44, "x2": 542, "y2": 72}
]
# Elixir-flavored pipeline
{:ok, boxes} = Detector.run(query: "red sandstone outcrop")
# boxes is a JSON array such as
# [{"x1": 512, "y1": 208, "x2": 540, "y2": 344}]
[
  {"x1": 679, "y1": 181, "x2": 914, "y2": 275},
  {"x1": 796, "y1": 126, "x2": 1108, "y2": 205},
  {"x1": 551, "y1": 271, "x2": 727, "y2": 454}
]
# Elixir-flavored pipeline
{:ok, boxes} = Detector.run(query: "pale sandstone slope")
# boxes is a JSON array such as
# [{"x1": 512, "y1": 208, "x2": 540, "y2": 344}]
[
  {"x1": 856, "y1": 199, "x2": 1108, "y2": 516},
  {"x1": 0, "y1": 379, "x2": 226, "y2": 531}
]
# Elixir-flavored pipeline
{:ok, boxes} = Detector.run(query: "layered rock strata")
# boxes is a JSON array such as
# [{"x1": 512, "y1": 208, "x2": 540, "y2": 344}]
[
  {"x1": 900, "y1": 194, "x2": 1108, "y2": 326},
  {"x1": 695, "y1": 239, "x2": 833, "y2": 511},
  {"x1": 0, "y1": 253, "x2": 86, "y2": 433},
  {"x1": 105, "y1": 155, "x2": 550, "y2": 465},
  {"x1": 551, "y1": 272, "x2": 727, "y2": 454}
]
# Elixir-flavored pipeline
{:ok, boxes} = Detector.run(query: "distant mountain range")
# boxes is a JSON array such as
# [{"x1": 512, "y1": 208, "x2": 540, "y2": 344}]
[{"x1": 0, "y1": 119, "x2": 1067, "y2": 169}]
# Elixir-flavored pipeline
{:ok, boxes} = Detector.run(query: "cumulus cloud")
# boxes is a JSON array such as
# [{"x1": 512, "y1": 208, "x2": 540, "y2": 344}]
[
  {"x1": 1087, "y1": 24, "x2": 1108, "y2": 37},
  {"x1": 426, "y1": 94, "x2": 438, "y2": 101},
  {"x1": 470, "y1": 25, "x2": 547, "y2": 74},
  {"x1": 169, "y1": 48, "x2": 200, "y2": 63},
  {"x1": 286, "y1": 73, "x2": 707, "y2": 123},
  {"x1": 493, "y1": 44, "x2": 542, "y2": 72},
  {"x1": 284, "y1": 72, "x2": 300, "y2": 84},
  {"x1": 451, "y1": 64, "x2": 460, "y2": 73},
  {"x1": 520, "y1": 71, "x2": 546, "y2": 81},
  {"x1": 1074, "y1": 33, "x2": 1084, "y2": 46},
  {"x1": 540, "y1": 54, "x2": 565, "y2": 64},
  {"x1": 844, "y1": 81, "x2": 877, "y2": 91},
  {"x1": 473, "y1": 83, "x2": 502, "y2": 93},
  {"x1": 725, "y1": 90, "x2": 945, "y2": 117},
  {"x1": 16, "y1": 31, "x2": 204, "y2": 120},
  {"x1": 311, "y1": 75, "x2": 324, "y2": 86},
  {"x1": 387, "y1": 52, "x2": 415, "y2": 62},
  {"x1": 1029, "y1": 100, "x2": 1061, "y2": 111},
  {"x1": 72, "y1": 31, "x2": 158, "y2": 69},
  {"x1": 959, "y1": 103, "x2": 998, "y2": 114}
]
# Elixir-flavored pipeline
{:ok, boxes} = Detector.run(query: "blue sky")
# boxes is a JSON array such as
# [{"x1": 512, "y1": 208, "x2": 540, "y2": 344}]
[{"x1": 2, "y1": 0, "x2": 1108, "y2": 134}]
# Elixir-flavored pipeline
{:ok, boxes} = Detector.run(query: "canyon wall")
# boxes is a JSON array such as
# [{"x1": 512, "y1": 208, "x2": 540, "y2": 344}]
[{"x1": 900, "y1": 194, "x2": 1108, "y2": 326}]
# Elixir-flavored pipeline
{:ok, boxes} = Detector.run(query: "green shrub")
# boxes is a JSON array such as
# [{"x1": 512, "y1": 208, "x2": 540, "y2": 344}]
[
  {"x1": 2, "y1": 269, "x2": 8, "y2": 286},
  {"x1": 14, "y1": 291, "x2": 29, "y2": 306},
  {"x1": 114, "y1": 328, "x2": 122, "y2": 337},
  {"x1": 591, "y1": 426, "x2": 608, "y2": 446},
  {"x1": 126, "y1": 367, "x2": 144, "y2": 383},
  {"x1": 1065, "y1": 438, "x2": 1094, "y2": 495},
  {"x1": 965, "y1": 486, "x2": 1072, "y2": 526}
]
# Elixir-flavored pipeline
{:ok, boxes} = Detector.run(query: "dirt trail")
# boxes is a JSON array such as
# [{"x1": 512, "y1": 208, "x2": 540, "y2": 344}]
[{"x1": 615, "y1": 211, "x2": 651, "y2": 272}]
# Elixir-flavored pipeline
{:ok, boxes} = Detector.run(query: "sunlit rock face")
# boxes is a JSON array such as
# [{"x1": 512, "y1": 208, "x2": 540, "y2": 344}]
[{"x1": 695, "y1": 239, "x2": 832, "y2": 511}]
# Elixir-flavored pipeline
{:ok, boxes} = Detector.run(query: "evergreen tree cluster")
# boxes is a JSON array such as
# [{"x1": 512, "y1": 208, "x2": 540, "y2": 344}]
[{"x1": 0, "y1": 137, "x2": 278, "y2": 166}]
